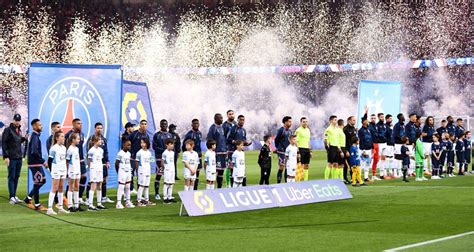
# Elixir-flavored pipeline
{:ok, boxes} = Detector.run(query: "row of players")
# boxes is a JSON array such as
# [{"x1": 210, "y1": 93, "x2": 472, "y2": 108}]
[
  {"x1": 27, "y1": 117, "x2": 298, "y2": 214},
  {"x1": 324, "y1": 111, "x2": 472, "y2": 186}
]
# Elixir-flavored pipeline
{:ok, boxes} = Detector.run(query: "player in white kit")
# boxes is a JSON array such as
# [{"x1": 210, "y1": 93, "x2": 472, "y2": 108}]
[
  {"x1": 116, "y1": 138, "x2": 135, "y2": 209},
  {"x1": 231, "y1": 140, "x2": 246, "y2": 187},
  {"x1": 162, "y1": 139, "x2": 176, "y2": 204},
  {"x1": 47, "y1": 131, "x2": 69, "y2": 215},
  {"x1": 182, "y1": 139, "x2": 199, "y2": 191},
  {"x1": 285, "y1": 135, "x2": 298, "y2": 183},
  {"x1": 205, "y1": 140, "x2": 217, "y2": 190},
  {"x1": 87, "y1": 135, "x2": 105, "y2": 211},
  {"x1": 66, "y1": 133, "x2": 82, "y2": 212},
  {"x1": 136, "y1": 138, "x2": 156, "y2": 206}
]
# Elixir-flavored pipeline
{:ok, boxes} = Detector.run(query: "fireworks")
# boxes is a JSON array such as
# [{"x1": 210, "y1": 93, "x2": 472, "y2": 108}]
[{"x1": 0, "y1": 2, "x2": 471, "y2": 135}]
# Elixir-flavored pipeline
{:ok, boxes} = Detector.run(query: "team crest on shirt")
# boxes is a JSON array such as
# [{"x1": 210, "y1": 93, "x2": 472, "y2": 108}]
[{"x1": 38, "y1": 77, "x2": 108, "y2": 147}]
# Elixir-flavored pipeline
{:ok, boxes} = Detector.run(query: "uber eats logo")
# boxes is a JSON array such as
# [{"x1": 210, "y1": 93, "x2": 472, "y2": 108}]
[{"x1": 194, "y1": 191, "x2": 214, "y2": 214}]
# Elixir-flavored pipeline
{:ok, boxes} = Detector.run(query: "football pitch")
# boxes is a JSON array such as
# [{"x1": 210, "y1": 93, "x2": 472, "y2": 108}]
[{"x1": 0, "y1": 150, "x2": 473, "y2": 251}]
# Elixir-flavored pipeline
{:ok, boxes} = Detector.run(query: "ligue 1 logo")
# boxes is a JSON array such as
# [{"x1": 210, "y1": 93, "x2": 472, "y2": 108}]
[
  {"x1": 122, "y1": 92, "x2": 148, "y2": 129},
  {"x1": 193, "y1": 191, "x2": 214, "y2": 214},
  {"x1": 38, "y1": 76, "x2": 108, "y2": 145}
]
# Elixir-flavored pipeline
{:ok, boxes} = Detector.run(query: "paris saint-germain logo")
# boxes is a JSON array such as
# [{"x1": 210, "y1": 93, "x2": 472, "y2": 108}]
[{"x1": 38, "y1": 77, "x2": 108, "y2": 146}]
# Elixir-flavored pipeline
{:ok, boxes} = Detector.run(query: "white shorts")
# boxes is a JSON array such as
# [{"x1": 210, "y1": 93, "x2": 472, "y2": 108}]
[
  {"x1": 206, "y1": 169, "x2": 216, "y2": 181},
  {"x1": 89, "y1": 168, "x2": 103, "y2": 183},
  {"x1": 233, "y1": 176, "x2": 244, "y2": 184},
  {"x1": 383, "y1": 145, "x2": 395, "y2": 157},
  {"x1": 286, "y1": 166, "x2": 296, "y2": 177},
  {"x1": 394, "y1": 144, "x2": 403, "y2": 155},
  {"x1": 378, "y1": 143, "x2": 388, "y2": 156},
  {"x1": 163, "y1": 168, "x2": 175, "y2": 184},
  {"x1": 184, "y1": 168, "x2": 196, "y2": 180},
  {"x1": 118, "y1": 170, "x2": 132, "y2": 184},
  {"x1": 361, "y1": 150, "x2": 372, "y2": 171},
  {"x1": 138, "y1": 173, "x2": 150, "y2": 187},
  {"x1": 423, "y1": 142, "x2": 432, "y2": 155},
  {"x1": 68, "y1": 171, "x2": 81, "y2": 180},
  {"x1": 51, "y1": 169, "x2": 67, "y2": 180}
]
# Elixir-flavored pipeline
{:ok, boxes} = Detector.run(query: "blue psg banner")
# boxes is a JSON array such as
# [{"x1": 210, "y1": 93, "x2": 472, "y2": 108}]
[
  {"x1": 179, "y1": 179, "x2": 352, "y2": 216},
  {"x1": 122, "y1": 80, "x2": 156, "y2": 139},
  {"x1": 357, "y1": 80, "x2": 401, "y2": 128},
  {"x1": 27, "y1": 63, "x2": 123, "y2": 193}
]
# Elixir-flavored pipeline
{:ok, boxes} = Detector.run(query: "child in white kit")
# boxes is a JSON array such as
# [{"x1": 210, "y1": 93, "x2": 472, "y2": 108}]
[
  {"x1": 205, "y1": 139, "x2": 217, "y2": 190},
  {"x1": 182, "y1": 139, "x2": 199, "y2": 191},
  {"x1": 162, "y1": 139, "x2": 176, "y2": 204},
  {"x1": 136, "y1": 138, "x2": 156, "y2": 206},
  {"x1": 231, "y1": 140, "x2": 246, "y2": 187}
]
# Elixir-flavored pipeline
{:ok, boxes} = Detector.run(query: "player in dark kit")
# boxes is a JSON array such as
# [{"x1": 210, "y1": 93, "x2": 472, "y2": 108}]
[
  {"x1": 455, "y1": 118, "x2": 465, "y2": 139},
  {"x1": 436, "y1": 119, "x2": 448, "y2": 137},
  {"x1": 446, "y1": 133, "x2": 455, "y2": 177},
  {"x1": 206, "y1": 113, "x2": 227, "y2": 188},
  {"x1": 222, "y1": 110, "x2": 236, "y2": 138},
  {"x1": 182, "y1": 119, "x2": 203, "y2": 190},
  {"x1": 223, "y1": 110, "x2": 236, "y2": 185},
  {"x1": 258, "y1": 135, "x2": 272, "y2": 185},
  {"x1": 24, "y1": 119, "x2": 48, "y2": 210},
  {"x1": 227, "y1": 115, "x2": 251, "y2": 186},
  {"x1": 343, "y1": 116, "x2": 357, "y2": 183},
  {"x1": 446, "y1": 116, "x2": 456, "y2": 136},
  {"x1": 152, "y1": 119, "x2": 172, "y2": 200},
  {"x1": 46, "y1": 121, "x2": 61, "y2": 154},
  {"x1": 422, "y1": 116, "x2": 435, "y2": 174},
  {"x1": 358, "y1": 114, "x2": 373, "y2": 181},
  {"x1": 64, "y1": 118, "x2": 86, "y2": 202},
  {"x1": 400, "y1": 137, "x2": 410, "y2": 182},
  {"x1": 393, "y1": 113, "x2": 406, "y2": 172},
  {"x1": 275, "y1": 116, "x2": 293, "y2": 183},
  {"x1": 128, "y1": 120, "x2": 150, "y2": 192},
  {"x1": 368, "y1": 114, "x2": 379, "y2": 180},
  {"x1": 122, "y1": 122, "x2": 135, "y2": 142},
  {"x1": 464, "y1": 131, "x2": 472, "y2": 174}
]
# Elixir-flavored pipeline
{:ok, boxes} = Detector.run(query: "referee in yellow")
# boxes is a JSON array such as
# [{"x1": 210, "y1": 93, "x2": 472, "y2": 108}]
[
  {"x1": 324, "y1": 115, "x2": 343, "y2": 179},
  {"x1": 295, "y1": 117, "x2": 311, "y2": 181}
]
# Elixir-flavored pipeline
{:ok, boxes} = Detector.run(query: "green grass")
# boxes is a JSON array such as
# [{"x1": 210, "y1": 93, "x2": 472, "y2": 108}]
[{"x1": 0, "y1": 150, "x2": 473, "y2": 251}]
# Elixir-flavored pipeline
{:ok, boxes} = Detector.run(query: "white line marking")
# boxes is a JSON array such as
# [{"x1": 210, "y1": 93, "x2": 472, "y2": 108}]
[{"x1": 384, "y1": 231, "x2": 474, "y2": 251}]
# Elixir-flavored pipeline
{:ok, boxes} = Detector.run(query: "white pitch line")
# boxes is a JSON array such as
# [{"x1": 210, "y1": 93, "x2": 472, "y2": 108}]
[{"x1": 384, "y1": 231, "x2": 474, "y2": 251}]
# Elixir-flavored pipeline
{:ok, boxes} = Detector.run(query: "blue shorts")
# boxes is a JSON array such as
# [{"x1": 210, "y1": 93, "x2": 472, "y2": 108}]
[
  {"x1": 216, "y1": 154, "x2": 227, "y2": 171},
  {"x1": 277, "y1": 152, "x2": 286, "y2": 166},
  {"x1": 80, "y1": 162, "x2": 86, "y2": 174},
  {"x1": 29, "y1": 166, "x2": 46, "y2": 185}
]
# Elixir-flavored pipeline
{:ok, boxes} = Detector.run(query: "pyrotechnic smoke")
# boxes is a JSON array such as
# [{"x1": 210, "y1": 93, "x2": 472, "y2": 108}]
[{"x1": 0, "y1": 2, "x2": 471, "y2": 136}]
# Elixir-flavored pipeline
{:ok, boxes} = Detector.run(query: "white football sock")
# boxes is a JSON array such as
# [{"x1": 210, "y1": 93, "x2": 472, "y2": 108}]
[
  {"x1": 168, "y1": 184, "x2": 173, "y2": 199},
  {"x1": 97, "y1": 190, "x2": 102, "y2": 205},
  {"x1": 163, "y1": 184, "x2": 169, "y2": 199},
  {"x1": 48, "y1": 191, "x2": 55, "y2": 208},
  {"x1": 88, "y1": 190, "x2": 94, "y2": 206},
  {"x1": 125, "y1": 184, "x2": 130, "y2": 202},
  {"x1": 364, "y1": 171, "x2": 369, "y2": 179},
  {"x1": 137, "y1": 186, "x2": 144, "y2": 201},
  {"x1": 144, "y1": 187, "x2": 149, "y2": 201},
  {"x1": 67, "y1": 191, "x2": 73, "y2": 208},
  {"x1": 58, "y1": 192, "x2": 63, "y2": 208},
  {"x1": 117, "y1": 184, "x2": 125, "y2": 203},
  {"x1": 74, "y1": 191, "x2": 79, "y2": 208}
]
